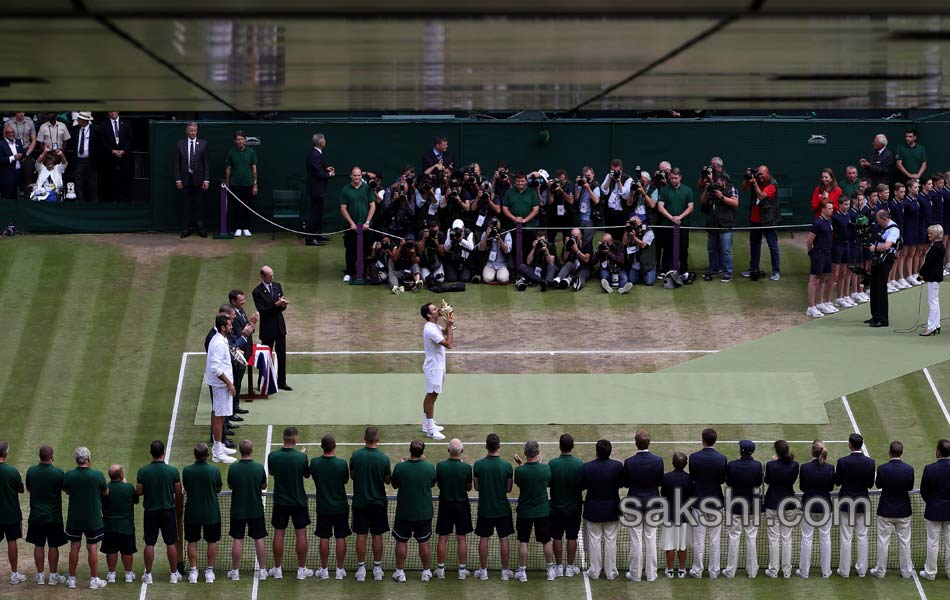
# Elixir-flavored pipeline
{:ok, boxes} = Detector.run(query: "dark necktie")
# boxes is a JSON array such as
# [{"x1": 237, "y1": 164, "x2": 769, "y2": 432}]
[
  {"x1": 270, "y1": 284, "x2": 277, "y2": 300},
  {"x1": 189, "y1": 140, "x2": 196, "y2": 172},
  {"x1": 113, "y1": 120, "x2": 119, "y2": 142},
  {"x1": 78, "y1": 128, "x2": 85, "y2": 157}
]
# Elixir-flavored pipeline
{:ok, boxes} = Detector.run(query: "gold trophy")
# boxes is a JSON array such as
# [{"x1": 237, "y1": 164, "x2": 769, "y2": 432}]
[{"x1": 438, "y1": 299, "x2": 457, "y2": 330}]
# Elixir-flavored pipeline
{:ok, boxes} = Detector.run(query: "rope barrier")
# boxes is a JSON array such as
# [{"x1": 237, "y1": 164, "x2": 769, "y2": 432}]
[{"x1": 221, "y1": 183, "x2": 349, "y2": 238}]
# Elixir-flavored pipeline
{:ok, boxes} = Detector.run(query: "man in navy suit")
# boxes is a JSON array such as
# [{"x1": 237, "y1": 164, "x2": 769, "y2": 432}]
[
  {"x1": 0, "y1": 125, "x2": 25, "y2": 199},
  {"x1": 305, "y1": 133, "x2": 335, "y2": 246},
  {"x1": 621, "y1": 430, "x2": 663, "y2": 582},
  {"x1": 252, "y1": 266, "x2": 291, "y2": 391},
  {"x1": 688, "y1": 428, "x2": 728, "y2": 579},
  {"x1": 919, "y1": 438, "x2": 950, "y2": 580},
  {"x1": 99, "y1": 111, "x2": 133, "y2": 202},
  {"x1": 579, "y1": 440, "x2": 623, "y2": 580},
  {"x1": 870, "y1": 441, "x2": 914, "y2": 578},
  {"x1": 723, "y1": 440, "x2": 763, "y2": 579},
  {"x1": 834, "y1": 433, "x2": 875, "y2": 578}
]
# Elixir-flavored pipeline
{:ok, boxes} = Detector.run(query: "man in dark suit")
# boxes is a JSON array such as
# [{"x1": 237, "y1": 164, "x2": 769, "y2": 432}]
[
  {"x1": 919, "y1": 438, "x2": 950, "y2": 580},
  {"x1": 688, "y1": 428, "x2": 728, "y2": 579},
  {"x1": 723, "y1": 440, "x2": 763, "y2": 579},
  {"x1": 305, "y1": 133, "x2": 335, "y2": 246},
  {"x1": 622, "y1": 429, "x2": 663, "y2": 582},
  {"x1": 860, "y1": 134, "x2": 895, "y2": 189},
  {"x1": 68, "y1": 111, "x2": 102, "y2": 202},
  {"x1": 834, "y1": 433, "x2": 875, "y2": 578},
  {"x1": 99, "y1": 111, "x2": 133, "y2": 202},
  {"x1": 0, "y1": 125, "x2": 25, "y2": 199},
  {"x1": 252, "y1": 266, "x2": 291, "y2": 391},
  {"x1": 229, "y1": 289, "x2": 258, "y2": 414},
  {"x1": 421, "y1": 135, "x2": 455, "y2": 180},
  {"x1": 870, "y1": 441, "x2": 914, "y2": 579},
  {"x1": 579, "y1": 439, "x2": 623, "y2": 580},
  {"x1": 175, "y1": 122, "x2": 210, "y2": 238}
]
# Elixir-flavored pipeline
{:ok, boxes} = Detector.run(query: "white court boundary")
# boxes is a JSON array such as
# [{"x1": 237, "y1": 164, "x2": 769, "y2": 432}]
[{"x1": 279, "y1": 440, "x2": 851, "y2": 447}]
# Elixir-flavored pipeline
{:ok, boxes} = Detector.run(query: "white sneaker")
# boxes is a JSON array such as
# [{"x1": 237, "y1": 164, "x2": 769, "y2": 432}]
[
  {"x1": 89, "y1": 577, "x2": 107, "y2": 589},
  {"x1": 189, "y1": 569, "x2": 199, "y2": 584},
  {"x1": 391, "y1": 285, "x2": 402, "y2": 295},
  {"x1": 858, "y1": 292, "x2": 871, "y2": 302},
  {"x1": 227, "y1": 570, "x2": 240, "y2": 581},
  {"x1": 212, "y1": 453, "x2": 236, "y2": 464},
  {"x1": 221, "y1": 445, "x2": 237, "y2": 455},
  {"x1": 421, "y1": 422, "x2": 444, "y2": 433},
  {"x1": 35, "y1": 573, "x2": 46, "y2": 585},
  {"x1": 267, "y1": 567, "x2": 282, "y2": 579},
  {"x1": 770, "y1": 272, "x2": 781, "y2": 281},
  {"x1": 392, "y1": 570, "x2": 406, "y2": 583},
  {"x1": 258, "y1": 569, "x2": 268, "y2": 581},
  {"x1": 764, "y1": 568, "x2": 778, "y2": 579},
  {"x1": 125, "y1": 572, "x2": 136, "y2": 583},
  {"x1": 48, "y1": 573, "x2": 65, "y2": 585},
  {"x1": 555, "y1": 564, "x2": 564, "y2": 577},
  {"x1": 343, "y1": 274, "x2": 352, "y2": 283},
  {"x1": 474, "y1": 568, "x2": 488, "y2": 581},
  {"x1": 297, "y1": 567, "x2": 313, "y2": 580},
  {"x1": 618, "y1": 282, "x2": 633, "y2": 295},
  {"x1": 515, "y1": 568, "x2": 528, "y2": 582},
  {"x1": 547, "y1": 566, "x2": 557, "y2": 581},
  {"x1": 434, "y1": 567, "x2": 445, "y2": 579},
  {"x1": 911, "y1": 275, "x2": 923, "y2": 286},
  {"x1": 586, "y1": 568, "x2": 600, "y2": 580},
  {"x1": 9, "y1": 573, "x2": 26, "y2": 585},
  {"x1": 819, "y1": 303, "x2": 838, "y2": 314},
  {"x1": 887, "y1": 282, "x2": 898, "y2": 293},
  {"x1": 898, "y1": 278, "x2": 912, "y2": 289},
  {"x1": 869, "y1": 567, "x2": 885, "y2": 579},
  {"x1": 373, "y1": 565, "x2": 384, "y2": 581},
  {"x1": 806, "y1": 306, "x2": 824, "y2": 318},
  {"x1": 142, "y1": 573, "x2": 153, "y2": 585},
  {"x1": 850, "y1": 292, "x2": 862, "y2": 302},
  {"x1": 354, "y1": 565, "x2": 366, "y2": 582},
  {"x1": 205, "y1": 569, "x2": 215, "y2": 583},
  {"x1": 458, "y1": 568, "x2": 471, "y2": 580},
  {"x1": 420, "y1": 569, "x2": 432, "y2": 582},
  {"x1": 425, "y1": 428, "x2": 446, "y2": 440},
  {"x1": 625, "y1": 571, "x2": 640, "y2": 582},
  {"x1": 601, "y1": 279, "x2": 613, "y2": 293},
  {"x1": 66, "y1": 576, "x2": 77, "y2": 589},
  {"x1": 170, "y1": 571, "x2": 183, "y2": 584},
  {"x1": 314, "y1": 567, "x2": 328, "y2": 580},
  {"x1": 234, "y1": 230, "x2": 242, "y2": 237},
  {"x1": 566, "y1": 565, "x2": 581, "y2": 577},
  {"x1": 919, "y1": 569, "x2": 936, "y2": 581},
  {"x1": 335, "y1": 568, "x2": 346, "y2": 580},
  {"x1": 500, "y1": 569, "x2": 515, "y2": 581},
  {"x1": 243, "y1": 230, "x2": 252, "y2": 237}
]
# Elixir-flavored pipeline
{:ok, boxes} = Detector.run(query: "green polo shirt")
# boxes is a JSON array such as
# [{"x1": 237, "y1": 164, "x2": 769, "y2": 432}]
[
  {"x1": 896, "y1": 142, "x2": 927, "y2": 176},
  {"x1": 63, "y1": 466, "x2": 106, "y2": 531},
  {"x1": 436, "y1": 458, "x2": 472, "y2": 502},
  {"x1": 268, "y1": 447, "x2": 310, "y2": 508},
  {"x1": 473, "y1": 455, "x2": 512, "y2": 518},
  {"x1": 349, "y1": 447, "x2": 391, "y2": 509},
  {"x1": 0, "y1": 463, "x2": 23, "y2": 524},
  {"x1": 503, "y1": 187, "x2": 540, "y2": 224},
  {"x1": 340, "y1": 182, "x2": 376, "y2": 225},
  {"x1": 548, "y1": 454, "x2": 583, "y2": 516},
  {"x1": 514, "y1": 461, "x2": 551, "y2": 518},
  {"x1": 840, "y1": 179, "x2": 860, "y2": 202},
  {"x1": 103, "y1": 481, "x2": 138, "y2": 535},
  {"x1": 392, "y1": 459, "x2": 436, "y2": 521},
  {"x1": 182, "y1": 461, "x2": 222, "y2": 525},
  {"x1": 659, "y1": 184, "x2": 694, "y2": 226},
  {"x1": 310, "y1": 455, "x2": 349, "y2": 516},
  {"x1": 227, "y1": 459, "x2": 266, "y2": 520},
  {"x1": 225, "y1": 146, "x2": 257, "y2": 187},
  {"x1": 136, "y1": 460, "x2": 180, "y2": 512},
  {"x1": 26, "y1": 463, "x2": 64, "y2": 524}
]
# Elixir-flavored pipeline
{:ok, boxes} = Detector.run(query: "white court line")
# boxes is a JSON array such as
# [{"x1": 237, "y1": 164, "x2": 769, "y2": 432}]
[
  {"x1": 923, "y1": 367, "x2": 950, "y2": 426},
  {"x1": 912, "y1": 571, "x2": 930, "y2": 600},
  {"x1": 286, "y1": 349, "x2": 718, "y2": 355},
  {"x1": 577, "y1": 527, "x2": 593, "y2": 600},
  {"x1": 165, "y1": 352, "x2": 189, "y2": 464},
  {"x1": 840, "y1": 396, "x2": 869, "y2": 457},
  {"x1": 283, "y1": 440, "x2": 849, "y2": 447},
  {"x1": 264, "y1": 425, "x2": 273, "y2": 478},
  {"x1": 139, "y1": 581, "x2": 148, "y2": 600}
]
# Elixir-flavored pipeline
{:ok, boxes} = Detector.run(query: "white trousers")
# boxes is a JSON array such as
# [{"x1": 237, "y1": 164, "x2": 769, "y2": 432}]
[
  {"x1": 927, "y1": 281, "x2": 941, "y2": 332},
  {"x1": 585, "y1": 520, "x2": 619, "y2": 580},
  {"x1": 874, "y1": 516, "x2": 912, "y2": 577},
  {"x1": 724, "y1": 514, "x2": 758, "y2": 578},
  {"x1": 923, "y1": 520, "x2": 950, "y2": 578},
  {"x1": 799, "y1": 514, "x2": 832, "y2": 577},
  {"x1": 689, "y1": 508, "x2": 722, "y2": 577},
  {"x1": 482, "y1": 264, "x2": 509, "y2": 283},
  {"x1": 766, "y1": 509, "x2": 794, "y2": 577},
  {"x1": 838, "y1": 514, "x2": 870, "y2": 576},
  {"x1": 626, "y1": 523, "x2": 657, "y2": 581}
]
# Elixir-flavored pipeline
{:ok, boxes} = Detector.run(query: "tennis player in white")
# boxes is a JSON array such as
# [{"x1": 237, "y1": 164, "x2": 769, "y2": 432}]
[{"x1": 421, "y1": 303, "x2": 454, "y2": 440}]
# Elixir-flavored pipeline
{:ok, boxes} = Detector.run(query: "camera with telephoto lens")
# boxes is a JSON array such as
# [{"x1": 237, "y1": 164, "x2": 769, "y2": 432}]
[
  {"x1": 549, "y1": 179, "x2": 560, "y2": 192},
  {"x1": 405, "y1": 175, "x2": 415, "y2": 186},
  {"x1": 626, "y1": 220, "x2": 644, "y2": 236},
  {"x1": 565, "y1": 236, "x2": 577, "y2": 251},
  {"x1": 527, "y1": 174, "x2": 544, "y2": 188},
  {"x1": 424, "y1": 228, "x2": 438, "y2": 249},
  {"x1": 611, "y1": 170, "x2": 622, "y2": 181},
  {"x1": 449, "y1": 175, "x2": 461, "y2": 188},
  {"x1": 653, "y1": 170, "x2": 667, "y2": 186},
  {"x1": 701, "y1": 165, "x2": 714, "y2": 179},
  {"x1": 380, "y1": 239, "x2": 391, "y2": 252},
  {"x1": 497, "y1": 167, "x2": 509, "y2": 181},
  {"x1": 705, "y1": 181, "x2": 724, "y2": 196},
  {"x1": 450, "y1": 227, "x2": 462, "y2": 241},
  {"x1": 598, "y1": 240, "x2": 611, "y2": 253},
  {"x1": 487, "y1": 226, "x2": 498, "y2": 240},
  {"x1": 418, "y1": 179, "x2": 433, "y2": 194},
  {"x1": 367, "y1": 177, "x2": 379, "y2": 190},
  {"x1": 743, "y1": 167, "x2": 756, "y2": 182}
]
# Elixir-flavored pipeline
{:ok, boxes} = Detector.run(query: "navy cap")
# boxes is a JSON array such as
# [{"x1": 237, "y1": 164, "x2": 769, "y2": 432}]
[{"x1": 739, "y1": 440, "x2": 756, "y2": 454}]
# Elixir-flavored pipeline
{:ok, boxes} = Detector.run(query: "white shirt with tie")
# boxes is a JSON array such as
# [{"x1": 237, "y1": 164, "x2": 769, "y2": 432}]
[
  {"x1": 76, "y1": 125, "x2": 90, "y2": 159},
  {"x1": 111, "y1": 119, "x2": 121, "y2": 145},
  {"x1": 5, "y1": 139, "x2": 19, "y2": 169}
]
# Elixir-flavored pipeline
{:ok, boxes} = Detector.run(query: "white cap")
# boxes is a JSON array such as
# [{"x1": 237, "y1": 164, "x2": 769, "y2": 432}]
[
  {"x1": 537, "y1": 169, "x2": 550, "y2": 180},
  {"x1": 451, "y1": 219, "x2": 465, "y2": 230}
]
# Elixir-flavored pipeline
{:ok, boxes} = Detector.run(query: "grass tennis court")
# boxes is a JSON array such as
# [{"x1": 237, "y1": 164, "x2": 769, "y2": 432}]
[{"x1": 1, "y1": 232, "x2": 949, "y2": 600}]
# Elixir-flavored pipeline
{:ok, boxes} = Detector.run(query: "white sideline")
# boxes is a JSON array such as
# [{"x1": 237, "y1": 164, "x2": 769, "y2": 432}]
[
  {"x1": 923, "y1": 368, "x2": 950, "y2": 426},
  {"x1": 577, "y1": 527, "x2": 593, "y2": 600},
  {"x1": 285, "y1": 349, "x2": 718, "y2": 355},
  {"x1": 284, "y1": 440, "x2": 850, "y2": 447},
  {"x1": 840, "y1": 396, "x2": 869, "y2": 458}
]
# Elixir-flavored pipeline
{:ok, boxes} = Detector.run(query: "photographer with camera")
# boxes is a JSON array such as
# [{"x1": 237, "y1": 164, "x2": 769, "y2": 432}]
[
  {"x1": 544, "y1": 170, "x2": 576, "y2": 245},
  {"x1": 631, "y1": 170, "x2": 659, "y2": 226},
  {"x1": 806, "y1": 201, "x2": 835, "y2": 318},
  {"x1": 741, "y1": 165, "x2": 781, "y2": 281},
  {"x1": 415, "y1": 176, "x2": 446, "y2": 232},
  {"x1": 502, "y1": 173, "x2": 541, "y2": 245},
  {"x1": 657, "y1": 167, "x2": 695, "y2": 275},
  {"x1": 417, "y1": 221, "x2": 447, "y2": 289},
  {"x1": 515, "y1": 232, "x2": 557, "y2": 292},
  {"x1": 492, "y1": 161, "x2": 512, "y2": 198},
  {"x1": 595, "y1": 233, "x2": 629, "y2": 294},
  {"x1": 574, "y1": 166, "x2": 601, "y2": 247},
  {"x1": 468, "y1": 179, "x2": 500, "y2": 237},
  {"x1": 700, "y1": 172, "x2": 739, "y2": 282},
  {"x1": 623, "y1": 217, "x2": 657, "y2": 287},
  {"x1": 553, "y1": 227, "x2": 593, "y2": 291},
  {"x1": 695, "y1": 157, "x2": 730, "y2": 191},
  {"x1": 443, "y1": 219, "x2": 476, "y2": 283},
  {"x1": 866, "y1": 210, "x2": 901, "y2": 327},
  {"x1": 421, "y1": 136, "x2": 455, "y2": 179},
  {"x1": 366, "y1": 235, "x2": 397, "y2": 286},
  {"x1": 441, "y1": 180, "x2": 471, "y2": 234},
  {"x1": 477, "y1": 217, "x2": 512, "y2": 284},
  {"x1": 383, "y1": 166, "x2": 418, "y2": 240},
  {"x1": 599, "y1": 159, "x2": 633, "y2": 231},
  {"x1": 388, "y1": 234, "x2": 423, "y2": 293}
]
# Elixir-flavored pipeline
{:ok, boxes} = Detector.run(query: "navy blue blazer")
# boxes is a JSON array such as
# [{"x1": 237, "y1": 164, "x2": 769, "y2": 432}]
[
  {"x1": 0, "y1": 138, "x2": 24, "y2": 178},
  {"x1": 920, "y1": 458, "x2": 950, "y2": 522},
  {"x1": 834, "y1": 451, "x2": 875, "y2": 513},
  {"x1": 623, "y1": 451, "x2": 664, "y2": 511},
  {"x1": 764, "y1": 459, "x2": 800, "y2": 510},
  {"x1": 579, "y1": 458, "x2": 624, "y2": 523},
  {"x1": 875, "y1": 459, "x2": 914, "y2": 518},
  {"x1": 306, "y1": 147, "x2": 331, "y2": 197},
  {"x1": 661, "y1": 470, "x2": 695, "y2": 525},
  {"x1": 726, "y1": 457, "x2": 763, "y2": 505},
  {"x1": 689, "y1": 447, "x2": 728, "y2": 504},
  {"x1": 799, "y1": 459, "x2": 835, "y2": 514}
]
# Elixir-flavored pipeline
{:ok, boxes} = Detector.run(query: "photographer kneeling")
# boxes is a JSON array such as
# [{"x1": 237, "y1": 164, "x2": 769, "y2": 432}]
[
  {"x1": 417, "y1": 221, "x2": 447, "y2": 289},
  {"x1": 622, "y1": 217, "x2": 657, "y2": 287},
  {"x1": 443, "y1": 218, "x2": 476, "y2": 283},
  {"x1": 553, "y1": 227, "x2": 593, "y2": 291},
  {"x1": 515, "y1": 232, "x2": 557, "y2": 292},
  {"x1": 477, "y1": 217, "x2": 512, "y2": 284},
  {"x1": 387, "y1": 234, "x2": 423, "y2": 293},
  {"x1": 596, "y1": 233, "x2": 630, "y2": 294}
]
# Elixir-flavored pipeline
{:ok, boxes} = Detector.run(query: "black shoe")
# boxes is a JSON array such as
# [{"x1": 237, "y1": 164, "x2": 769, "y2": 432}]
[
  {"x1": 869, "y1": 321, "x2": 888, "y2": 328},
  {"x1": 199, "y1": 229, "x2": 208, "y2": 238},
  {"x1": 180, "y1": 229, "x2": 191, "y2": 238},
  {"x1": 229, "y1": 415, "x2": 244, "y2": 422},
  {"x1": 235, "y1": 408, "x2": 249, "y2": 414},
  {"x1": 306, "y1": 239, "x2": 325, "y2": 246},
  {"x1": 863, "y1": 318, "x2": 875, "y2": 324},
  {"x1": 226, "y1": 423, "x2": 240, "y2": 430},
  {"x1": 223, "y1": 428, "x2": 236, "y2": 436},
  {"x1": 539, "y1": 280, "x2": 548, "y2": 292},
  {"x1": 318, "y1": 235, "x2": 330, "y2": 242},
  {"x1": 222, "y1": 439, "x2": 236, "y2": 449},
  {"x1": 278, "y1": 384, "x2": 293, "y2": 391}
]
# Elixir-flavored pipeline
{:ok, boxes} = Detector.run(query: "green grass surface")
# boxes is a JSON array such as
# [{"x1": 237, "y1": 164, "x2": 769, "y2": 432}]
[{"x1": 0, "y1": 232, "x2": 947, "y2": 600}]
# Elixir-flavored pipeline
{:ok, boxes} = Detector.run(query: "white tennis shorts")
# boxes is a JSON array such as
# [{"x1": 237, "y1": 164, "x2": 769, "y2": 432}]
[
  {"x1": 209, "y1": 385, "x2": 233, "y2": 417},
  {"x1": 661, "y1": 523, "x2": 691, "y2": 551},
  {"x1": 424, "y1": 367, "x2": 445, "y2": 394}
]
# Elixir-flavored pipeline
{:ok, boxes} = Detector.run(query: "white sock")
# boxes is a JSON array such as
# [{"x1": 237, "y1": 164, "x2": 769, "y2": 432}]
[{"x1": 424, "y1": 418, "x2": 434, "y2": 430}]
